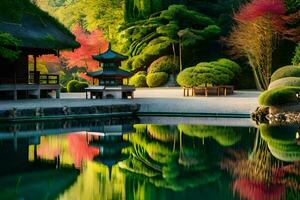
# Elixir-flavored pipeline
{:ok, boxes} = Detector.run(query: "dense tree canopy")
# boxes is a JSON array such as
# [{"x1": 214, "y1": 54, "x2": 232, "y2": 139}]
[
  {"x1": 35, "y1": 0, "x2": 124, "y2": 44},
  {"x1": 120, "y1": 5, "x2": 221, "y2": 71},
  {"x1": 0, "y1": 32, "x2": 20, "y2": 61}
]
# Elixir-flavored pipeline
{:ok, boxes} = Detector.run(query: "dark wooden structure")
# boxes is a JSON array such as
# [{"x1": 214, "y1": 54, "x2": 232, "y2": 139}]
[
  {"x1": 86, "y1": 44, "x2": 135, "y2": 99},
  {"x1": 0, "y1": 0, "x2": 80, "y2": 100}
]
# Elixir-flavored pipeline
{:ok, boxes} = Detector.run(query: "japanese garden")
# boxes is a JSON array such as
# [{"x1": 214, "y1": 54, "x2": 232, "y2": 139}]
[{"x1": 0, "y1": 0, "x2": 299, "y2": 199}]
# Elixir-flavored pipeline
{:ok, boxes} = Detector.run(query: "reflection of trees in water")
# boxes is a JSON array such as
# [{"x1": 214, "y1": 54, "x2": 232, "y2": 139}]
[
  {"x1": 221, "y1": 128, "x2": 300, "y2": 200},
  {"x1": 58, "y1": 161, "x2": 126, "y2": 200},
  {"x1": 118, "y1": 124, "x2": 247, "y2": 191}
]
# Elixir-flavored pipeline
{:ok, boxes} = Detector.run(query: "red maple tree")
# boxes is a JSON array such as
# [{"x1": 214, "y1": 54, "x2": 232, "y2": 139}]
[
  {"x1": 35, "y1": 24, "x2": 108, "y2": 73},
  {"x1": 235, "y1": 0, "x2": 286, "y2": 22},
  {"x1": 61, "y1": 24, "x2": 108, "y2": 72}
]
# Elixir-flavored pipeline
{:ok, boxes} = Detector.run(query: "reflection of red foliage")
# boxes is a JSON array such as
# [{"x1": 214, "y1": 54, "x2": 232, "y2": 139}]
[
  {"x1": 233, "y1": 178, "x2": 285, "y2": 200},
  {"x1": 62, "y1": 24, "x2": 108, "y2": 72},
  {"x1": 67, "y1": 133, "x2": 100, "y2": 169},
  {"x1": 236, "y1": 0, "x2": 286, "y2": 22},
  {"x1": 37, "y1": 141, "x2": 60, "y2": 159}
]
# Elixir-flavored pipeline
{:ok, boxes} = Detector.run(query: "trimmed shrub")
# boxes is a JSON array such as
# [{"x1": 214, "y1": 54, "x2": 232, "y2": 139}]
[
  {"x1": 146, "y1": 72, "x2": 169, "y2": 87},
  {"x1": 148, "y1": 55, "x2": 179, "y2": 74},
  {"x1": 129, "y1": 71, "x2": 147, "y2": 87},
  {"x1": 176, "y1": 58, "x2": 240, "y2": 87},
  {"x1": 67, "y1": 80, "x2": 78, "y2": 92},
  {"x1": 76, "y1": 82, "x2": 89, "y2": 92},
  {"x1": 197, "y1": 62, "x2": 235, "y2": 79},
  {"x1": 216, "y1": 58, "x2": 241, "y2": 75},
  {"x1": 67, "y1": 80, "x2": 89, "y2": 92},
  {"x1": 176, "y1": 67, "x2": 195, "y2": 87},
  {"x1": 268, "y1": 77, "x2": 300, "y2": 89},
  {"x1": 258, "y1": 86, "x2": 300, "y2": 106},
  {"x1": 270, "y1": 65, "x2": 300, "y2": 82},
  {"x1": 177, "y1": 64, "x2": 232, "y2": 87}
]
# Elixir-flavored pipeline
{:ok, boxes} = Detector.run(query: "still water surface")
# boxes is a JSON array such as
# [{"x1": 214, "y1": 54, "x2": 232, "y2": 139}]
[{"x1": 0, "y1": 117, "x2": 299, "y2": 200}]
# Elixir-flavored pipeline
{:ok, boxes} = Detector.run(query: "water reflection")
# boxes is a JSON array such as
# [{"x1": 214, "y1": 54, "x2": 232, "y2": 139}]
[
  {"x1": 0, "y1": 118, "x2": 299, "y2": 200},
  {"x1": 221, "y1": 126, "x2": 300, "y2": 200}
]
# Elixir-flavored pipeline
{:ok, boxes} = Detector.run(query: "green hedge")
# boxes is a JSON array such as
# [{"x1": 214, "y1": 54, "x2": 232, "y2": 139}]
[
  {"x1": 146, "y1": 72, "x2": 169, "y2": 87},
  {"x1": 148, "y1": 55, "x2": 179, "y2": 74},
  {"x1": 67, "y1": 80, "x2": 89, "y2": 92},
  {"x1": 258, "y1": 86, "x2": 300, "y2": 106},
  {"x1": 268, "y1": 77, "x2": 300, "y2": 89},
  {"x1": 270, "y1": 65, "x2": 300, "y2": 82},
  {"x1": 129, "y1": 71, "x2": 147, "y2": 87}
]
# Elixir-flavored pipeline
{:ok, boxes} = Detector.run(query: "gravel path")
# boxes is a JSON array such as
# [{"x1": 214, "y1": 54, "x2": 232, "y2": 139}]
[{"x1": 0, "y1": 88, "x2": 260, "y2": 115}]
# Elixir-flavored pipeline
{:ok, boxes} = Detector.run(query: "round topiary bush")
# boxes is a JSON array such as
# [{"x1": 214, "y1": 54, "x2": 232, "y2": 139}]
[
  {"x1": 216, "y1": 58, "x2": 241, "y2": 75},
  {"x1": 258, "y1": 86, "x2": 300, "y2": 106},
  {"x1": 271, "y1": 65, "x2": 300, "y2": 82},
  {"x1": 176, "y1": 59, "x2": 239, "y2": 88},
  {"x1": 176, "y1": 67, "x2": 195, "y2": 87},
  {"x1": 129, "y1": 71, "x2": 147, "y2": 87},
  {"x1": 268, "y1": 77, "x2": 300, "y2": 89},
  {"x1": 67, "y1": 80, "x2": 78, "y2": 92},
  {"x1": 197, "y1": 62, "x2": 235, "y2": 79},
  {"x1": 146, "y1": 72, "x2": 169, "y2": 87},
  {"x1": 148, "y1": 56, "x2": 179, "y2": 74},
  {"x1": 67, "y1": 80, "x2": 89, "y2": 92},
  {"x1": 176, "y1": 64, "x2": 232, "y2": 87},
  {"x1": 75, "y1": 82, "x2": 89, "y2": 92}
]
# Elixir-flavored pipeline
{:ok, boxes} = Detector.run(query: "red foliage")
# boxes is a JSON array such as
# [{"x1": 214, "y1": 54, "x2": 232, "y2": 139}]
[
  {"x1": 37, "y1": 55, "x2": 60, "y2": 63},
  {"x1": 235, "y1": 0, "x2": 286, "y2": 22},
  {"x1": 233, "y1": 178, "x2": 285, "y2": 200},
  {"x1": 32, "y1": 24, "x2": 108, "y2": 73},
  {"x1": 67, "y1": 133, "x2": 100, "y2": 169},
  {"x1": 37, "y1": 141, "x2": 60, "y2": 159},
  {"x1": 61, "y1": 24, "x2": 108, "y2": 72}
]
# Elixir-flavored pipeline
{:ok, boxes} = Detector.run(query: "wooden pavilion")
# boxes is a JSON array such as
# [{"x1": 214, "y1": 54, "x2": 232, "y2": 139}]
[
  {"x1": 86, "y1": 44, "x2": 135, "y2": 99},
  {"x1": 0, "y1": 0, "x2": 80, "y2": 100}
]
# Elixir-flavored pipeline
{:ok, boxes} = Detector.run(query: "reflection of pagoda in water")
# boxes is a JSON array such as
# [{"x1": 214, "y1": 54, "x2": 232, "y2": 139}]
[{"x1": 85, "y1": 124, "x2": 133, "y2": 178}]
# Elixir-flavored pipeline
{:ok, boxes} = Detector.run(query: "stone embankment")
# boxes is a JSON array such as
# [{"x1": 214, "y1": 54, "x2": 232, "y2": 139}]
[
  {"x1": 252, "y1": 104, "x2": 300, "y2": 125},
  {"x1": 0, "y1": 104, "x2": 140, "y2": 122}
]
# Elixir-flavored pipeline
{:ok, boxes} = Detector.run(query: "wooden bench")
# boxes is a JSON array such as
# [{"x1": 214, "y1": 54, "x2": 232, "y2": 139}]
[
  {"x1": 185, "y1": 85, "x2": 234, "y2": 97},
  {"x1": 183, "y1": 87, "x2": 194, "y2": 96},
  {"x1": 218, "y1": 85, "x2": 234, "y2": 96}
]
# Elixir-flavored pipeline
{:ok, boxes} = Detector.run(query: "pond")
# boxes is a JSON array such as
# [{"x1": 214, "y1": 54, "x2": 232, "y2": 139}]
[{"x1": 0, "y1": 117, "x2": 299, "y2": 200}]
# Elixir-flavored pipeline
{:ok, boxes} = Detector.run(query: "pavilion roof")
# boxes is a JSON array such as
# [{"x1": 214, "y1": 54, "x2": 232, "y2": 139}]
[
  {"x1": 86, "y1": 69, "x2": 132, "y2": 78},
  {"x1": 92, "y1": 44, "x2": 128, "y2": 62},
  {"x1": 0, "y1": 0, "x2": 80, "y2": 51}
]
